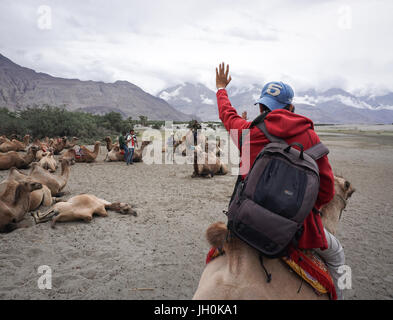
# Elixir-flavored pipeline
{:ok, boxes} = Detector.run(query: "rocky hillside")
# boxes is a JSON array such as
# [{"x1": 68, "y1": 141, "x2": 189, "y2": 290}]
[{"x1": 0, "y1": 53, "x2": 193, "y2": 121}]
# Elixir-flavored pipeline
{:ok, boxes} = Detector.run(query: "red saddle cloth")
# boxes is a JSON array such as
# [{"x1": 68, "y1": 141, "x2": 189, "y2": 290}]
[
  {"x1": 120, "y1": 150, "x2": 125, "y2": 155},
  {"x1": 205, "y1": 246, "x2": 337, "y2": 300},
  {"x1": 282, "y1": 246, "x2": 337, "y2": 300}
]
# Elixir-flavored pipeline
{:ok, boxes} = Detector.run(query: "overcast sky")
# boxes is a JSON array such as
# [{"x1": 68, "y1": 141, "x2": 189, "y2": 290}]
[{"x1": 0, "y1": 0, "x2": 392, "y2": 95}]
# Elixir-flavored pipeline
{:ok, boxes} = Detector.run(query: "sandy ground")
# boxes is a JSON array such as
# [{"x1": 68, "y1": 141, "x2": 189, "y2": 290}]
[{"x1": 0, "y1": 131, "x2": 392, "y2": 300}]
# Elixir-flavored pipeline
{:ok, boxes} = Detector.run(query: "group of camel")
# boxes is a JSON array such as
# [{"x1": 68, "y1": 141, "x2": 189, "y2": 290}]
[
  {"x1": 103, "y1": 131, "x2": 228, "y2": 178},
  {"x1": 0, "y1": 134, "x2": 136, "y2": 233},
  {"x1": 0, "y1": 131, "x2": 356, "y2": 300},
  {"x1": 104, "y1": 136, "x2": 151, "y2": 162}
]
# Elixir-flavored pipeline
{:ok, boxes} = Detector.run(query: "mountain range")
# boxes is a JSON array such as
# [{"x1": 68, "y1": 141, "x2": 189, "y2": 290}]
[
  {"x1": 2, "y1": 52, "x2": 393, "y2": 124},
  {"x1": 158, "y1": 83, "x2": 393, "y2": 124},
  {"x1": 0, "y1": 53, "x2": 194, "y2": 121}
]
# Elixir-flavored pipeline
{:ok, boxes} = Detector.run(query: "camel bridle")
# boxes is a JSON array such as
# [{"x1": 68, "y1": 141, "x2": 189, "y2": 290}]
[{"x1": 335, "y1": 193, "x2": 347, "y2": 220}]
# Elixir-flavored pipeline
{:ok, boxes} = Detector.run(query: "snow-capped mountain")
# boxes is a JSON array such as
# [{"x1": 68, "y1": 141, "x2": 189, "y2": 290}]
[
  {"x1": 157, "y1": 82, "x2": 218, "y2": 121},
  {"x1": 158, "y1": 83, "x2": 393, "y2": 124}
]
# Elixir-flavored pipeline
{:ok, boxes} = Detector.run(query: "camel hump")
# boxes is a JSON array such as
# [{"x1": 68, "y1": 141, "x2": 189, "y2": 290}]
[{"x1": 206, "y1": 222, "x2": 228, "y2": 248}]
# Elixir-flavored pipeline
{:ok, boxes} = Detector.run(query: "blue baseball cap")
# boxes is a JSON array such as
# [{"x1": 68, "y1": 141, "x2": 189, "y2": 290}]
[{"x1": 255, "y1": 81, "x2": 294, "y2": 111}]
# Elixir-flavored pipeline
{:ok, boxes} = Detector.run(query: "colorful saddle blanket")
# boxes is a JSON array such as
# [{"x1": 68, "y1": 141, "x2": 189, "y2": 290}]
[{"x1": 205, "y1": 246, "x2": 337, "y2": 300}]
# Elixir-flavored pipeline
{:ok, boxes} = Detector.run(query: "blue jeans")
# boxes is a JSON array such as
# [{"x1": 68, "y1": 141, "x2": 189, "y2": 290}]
[{"x1": 125, "y1": 147, "x2": 134, "y2": 164}]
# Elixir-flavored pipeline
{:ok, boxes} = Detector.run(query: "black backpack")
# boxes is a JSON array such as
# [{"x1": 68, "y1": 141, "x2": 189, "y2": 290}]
[{"x1": 227, "y1": 118, "x2": 329, "y2": 258}]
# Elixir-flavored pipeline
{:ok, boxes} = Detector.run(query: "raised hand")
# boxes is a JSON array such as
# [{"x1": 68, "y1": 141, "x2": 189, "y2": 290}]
[
  {"x1": 241, "y1": 111, "x2": 248, "y2": 120},
  {"x1": 216, "y1": 62, "x2": 232, "y2": 89}
]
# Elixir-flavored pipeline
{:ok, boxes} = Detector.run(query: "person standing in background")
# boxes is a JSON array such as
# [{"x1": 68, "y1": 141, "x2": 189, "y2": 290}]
[{"x1": 125, "y1": 129, "x2": 137, "y2": 165}]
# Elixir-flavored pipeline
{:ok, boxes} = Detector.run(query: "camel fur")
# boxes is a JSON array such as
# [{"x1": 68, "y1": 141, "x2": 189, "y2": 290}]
[
  {"x1": 0, "y1": 135, "x2": 30, "y2": 153},
  {"x1": 32, "y1": 194, "x2": 137, "y2": 227},
  {"x1": 192, "y1": 145, "x2": 228, "y2": 178},
  {"x1": 0, "y1": 146, "x2": 38, "y2": 170},
  {"x1": 0, "y1": 180, "x2": 42, "y2": 233},
  {"x1": 29, "y1": 159, "x2": 71, "y2": 196},
  {"x1": 75, "y1": 141, "x2": 101, "y2": 163},
  {"x1": 38, "y1": 152, "x2": 57, "y2": 172},
  {"x1": 0, "y1": 168, "x2": 54, "y2": 211}
]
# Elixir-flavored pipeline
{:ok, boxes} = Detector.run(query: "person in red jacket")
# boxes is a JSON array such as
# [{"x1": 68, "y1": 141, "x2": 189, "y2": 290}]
[{"x1": 215, "y1": 62, "x2": 345, "y2": 299}]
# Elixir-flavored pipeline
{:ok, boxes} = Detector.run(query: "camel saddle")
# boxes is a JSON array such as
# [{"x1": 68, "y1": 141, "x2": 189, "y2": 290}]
[{"x1": 206, "y1": 246, "x2": 337, "y2": 300}]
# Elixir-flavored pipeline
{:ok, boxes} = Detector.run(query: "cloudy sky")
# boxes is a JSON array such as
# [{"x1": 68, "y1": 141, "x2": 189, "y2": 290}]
[{"x1": 0, "y1": 0, "x2": 392, "y2": 95}]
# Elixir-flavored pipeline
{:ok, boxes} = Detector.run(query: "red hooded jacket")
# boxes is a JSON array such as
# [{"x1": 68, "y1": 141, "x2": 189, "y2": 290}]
[{"x1": 217, "y1": 89, "x2": 335, "y2": 250}]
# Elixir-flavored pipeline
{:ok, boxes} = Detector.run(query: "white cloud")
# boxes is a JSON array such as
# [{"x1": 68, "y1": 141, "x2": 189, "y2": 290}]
[
  {"x1": 200, "y1": 94, "x2": 214, "y2": 105},
  {"x1": 0, "y1": 0, "x2": 392, "y2": 95}
]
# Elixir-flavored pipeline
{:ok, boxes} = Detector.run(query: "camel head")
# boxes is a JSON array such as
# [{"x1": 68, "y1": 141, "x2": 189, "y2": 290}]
[
  {"x1": 334, "y1": 175, "x2": 356, "y2": 200},
  {"x1": 110, "y1": 202, "x2": 137, "y2": 216},
  {"x1": 25, "y1": 181, "x2": 43, "y2": 192},
  {"x1": 14, "y1": 181, "x2": 43, "y2": 204},
  {"x1": 23, "y1": 134, "x2": 30, "y2": 144},
  {"x1": 28, "y1": 145, "x2": 39, "y2": 157}
]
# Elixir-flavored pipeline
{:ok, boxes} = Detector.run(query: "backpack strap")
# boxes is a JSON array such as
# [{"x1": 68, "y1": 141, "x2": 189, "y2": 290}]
[
  {"x1": 304, "y1": 142, "x2": 329, "y2": 160},
  {"x1": 255, "y1": 122, "x2": 287, "y2": 144}
]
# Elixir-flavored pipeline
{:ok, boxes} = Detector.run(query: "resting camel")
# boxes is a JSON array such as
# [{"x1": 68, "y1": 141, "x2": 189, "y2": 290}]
[
  {"x1": 0, "y1": 168, "x2": 54, "y2": 211},
  {"x1": 59, "y1": 149, "x2": 76, "y2": 165},
  {"x1": 132, "y1": 141, "x2": 152, "y2": 162},
  {"x1": 38, "y1": 152, "x2": 57, "y2": 172},
  {"x1": 0, "y1": 135, "x2": 30, "y2": 153},
  {"x1": 29, "y1": 159, "x2": 71, "y2": 196},
  {"x1": 64, "y1": 137, "x2": 79, "y2": 149},
  {"x1": 0, "y1": 180, "x2": 43, "y2": 233},
  {"x1": 32, "y1": 194, "x2": 137, "y2": 227},
  {"x1": 0, "y1": 136, "x2": 8, "y2": 144},
  {"x1": 193, "y1": 176, "x2": 355, "y2": 300},
  {"x1": 51, "y1": 137, "x2": 67, "y2": 155},
  {"x1": 105, "y1": 141, "x2": 151, "y2": 162},
  {"x1": 75, "y1": 141, "x2": 101, "y2": 163},
  {"x1": 192, "y1": 145, "x2": 228, "y2": 178},
  {"x1": 104, "y1": 136, "x2": 119, "y2": 152},
  {"x1": 0, "y1": 146, "x2": 38, "y2": 170}
]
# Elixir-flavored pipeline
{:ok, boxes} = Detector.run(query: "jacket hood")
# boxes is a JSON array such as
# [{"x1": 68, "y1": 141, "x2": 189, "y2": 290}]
[{"x1": 264, "y1": 109, "x2": 314, "y2": 139}]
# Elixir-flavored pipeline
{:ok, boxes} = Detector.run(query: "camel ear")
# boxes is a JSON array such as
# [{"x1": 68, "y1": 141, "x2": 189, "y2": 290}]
[{"x1": 206, "y1": 222, "x2": 228, "y2": 248}]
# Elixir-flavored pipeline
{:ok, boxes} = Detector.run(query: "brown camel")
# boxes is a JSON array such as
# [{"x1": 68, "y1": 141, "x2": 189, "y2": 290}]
[
  {"x1": 0, "y1": 146, "x2": 38, "y2": 170},
  {"x1": 64, "y1": 137, "x2": 79, "y2": 149},
  {"x1": 0, "y1": 135, "x2": 30, "y2": 153},
  {"x1": 59, "y1": 149, "x2": 76, "y2": 165},
  {"x1": 104, "y1": 136, "x2": 119, "y2": 152},
  {"x1": 38, "y1": 152, "x2": 57, "y2": 172},
  {"x1": 0, "y1": 168, "x2": 54, "y2": 211},
  {"x1": 132, "y1": 141, "x2": 152, "y2": 162},
  {"x1": 75, "y1": 141, "x2": 101, "y2": 163},
  {"x1": 29, "y1": 159, "x2": 71, "y2": 196},
  {"x1": 0, "y1": 136, "x2": 8, "y2": 144},
  {"x1": 32, "y1": 194, "x2": 137, "y2": 227},
  {"x1": 192, "y1": 145, "x2": 228, "y2": 178},
  {"x1": 105, "y1": 141, "x2": 151, "y2": 162},
  {"x1": 51, "y1": 137, "x2": 67, "y2": 155},
  {"x1": 105, "y1": 145, "x2": 125, "y2": 162},
  {"x1": 192, "y1": 176, "x2": 355, "y2": 300},
  {"x1": 0, "y1": 180, "x2": 42, "y2": 233}
]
